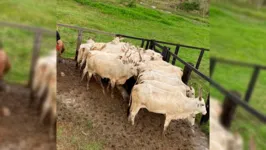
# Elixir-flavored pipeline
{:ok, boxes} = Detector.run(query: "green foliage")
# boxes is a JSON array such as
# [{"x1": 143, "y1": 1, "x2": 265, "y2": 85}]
[{"x1": 179, "y1": 1, "x2": 200, "y2": 12}]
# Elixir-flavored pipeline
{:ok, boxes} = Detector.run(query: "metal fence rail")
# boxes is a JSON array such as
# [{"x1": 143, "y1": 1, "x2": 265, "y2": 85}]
[
  {"x1": 57, "y1": 23, "x2": 210, "y2": 65},
  {"x1": 0, "y1": 21, "x2": 54, "y2": 91},
  {"x1": 210, "y1": 57, "x2": 266, "y2": 124}
]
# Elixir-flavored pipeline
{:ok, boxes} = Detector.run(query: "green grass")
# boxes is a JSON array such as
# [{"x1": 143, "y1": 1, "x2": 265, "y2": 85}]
[
  {"x1": 210, "y1": 2, "x2": 266, "y2": 149},
  {"x1": 57, "y1": 0, "x2": 210, "y2": 134},
  {"x1": 0, "y1": 0, "x2": 55, "y2": 84}
]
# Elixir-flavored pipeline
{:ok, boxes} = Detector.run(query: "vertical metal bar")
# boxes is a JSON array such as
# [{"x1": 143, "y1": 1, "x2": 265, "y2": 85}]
[
  {"x1": 166, "y1": 47, "x2": 171, "y2": 62},
  {"x1": 145, "y1": 40, "x2": 150, "y2": 50},
  {"x1": 181, "y1": 63, "x2": 194, "y2": 85},
  {"x1": 200, "y1": 93, "x2": 210, "y2": 125},
  {"x1": 162, "y1": 46, "x2": 168, "y2": 62},
  {"x1": 210, "y1": 57, "x2": 216, "y2": 78},
  {"x1": 140, "y1": 40, "x2": 145, "y2": 48},
  {"x1": 75, "y1": 30, "x2": 83, "y2": 61},
  {"x1": 220, "y1": 91, "x2": 241, "y2": 129},
  {"x1": 195, "y1": 49, "x2": 205, "y2": 69},
  {"x1": 149, "y1": 40, "x2": 154, "y2": 50},
  {"x1": 29, "y1": 31, "x2": 42, "y2": 88},
  {"x1": 171, "y1": 46, "x2": 180, "y2": 65},
  {"x1": 244, "y1": 67, "x2": 260, "y2": 102}
]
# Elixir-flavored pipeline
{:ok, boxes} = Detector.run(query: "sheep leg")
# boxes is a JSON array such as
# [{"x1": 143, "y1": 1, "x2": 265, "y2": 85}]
[
  {"x1": 93, "y1": 74, "x2": 100, "y2": 83},
  {"x1": 188, "y1": 114, "x2": 196, "y2": 126},
  {"x1": 116, "y1": 85, "x2": 129, "y2": 101},
  {"x1": 163, "y1": 116, "x2": 172, "y2": 136},
  {"x1": 49, "y1": 109, "x2": 56, "y2": 139},
  {"x1": 106, "y1": 81, "x2": 111, "y2": 93},
  {"x1": 86, "y1": 72, "x2": 93, "y2": 90},
  {"x1": 40, "y1": 96, "x2": 50, "y2": 124},
  {"x1": 80, "y1": 67, "x2": 88, "y2": 83},
  {"x1": 110, "y1": 80, "x2": 116, "y2": 98},
  {"x1": 99, "y1": 79, "x2": 106, "y2": 95},
  {"x1": 129, "y1": 102, "x2": 141, "y2": 125}
]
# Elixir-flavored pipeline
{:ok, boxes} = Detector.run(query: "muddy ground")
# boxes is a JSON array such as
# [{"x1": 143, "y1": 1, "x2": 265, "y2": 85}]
[
  {"x1": 0, "y1": 84, "x2": 56, "y2": 150},
  {"x1": 57, "y1": 58, "x2": 209, "y2": 150}
]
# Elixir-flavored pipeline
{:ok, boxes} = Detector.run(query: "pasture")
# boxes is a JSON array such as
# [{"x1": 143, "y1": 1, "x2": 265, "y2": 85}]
[
  {"x1": 57, "y1": 0, "x2": 210, "y2": 149},
  {"x1": 210, "y1": 2, "x2": 266, "y2": 149}
]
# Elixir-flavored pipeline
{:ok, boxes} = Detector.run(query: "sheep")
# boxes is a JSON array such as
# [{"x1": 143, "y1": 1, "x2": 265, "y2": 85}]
[
  {"x1": 0, "y1": 45, "x2": 11, "y2": 91},
  {"x1": 137, "y1": 80, "x2": 196, "y2": 126},
  {"x1": 30, "y1": 50, "x2": 57, "y2": 139},
  {"x1": 137, "y1": 71, "x2": 183, "y2": 86},
  {"x1": 138, "y1": 80, "x2": 195, "y2": 98},
  {"x1": 210, "y1": 98, "x2": 243, "y2": 150},
  {"x1": 141, "y1": 64, "x2": 183, "y2": 78},
  {"x1": 129, "y1": 85, "x2": 206, "y2": 134},
  {"x1": 84, "y1": 51, "x2": 139, "y2": 98}
]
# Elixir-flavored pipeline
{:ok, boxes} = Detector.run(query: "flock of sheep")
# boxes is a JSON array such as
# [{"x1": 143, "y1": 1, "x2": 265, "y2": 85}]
[
  {"x1": 76, "y1": 36, "x2": 207, "y2": 134},
  {"x1": 14, "y1": 34, "x2": 246, "y2": 149}
]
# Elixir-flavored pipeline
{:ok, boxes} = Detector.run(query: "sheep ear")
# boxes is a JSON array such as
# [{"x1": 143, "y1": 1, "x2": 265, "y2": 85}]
[
  {"x1": 189, "y1": 86, "x2": 192, "y2": 90},
  {"x1": 199, "y1": 87, "x2": 202, "y2": 101}
]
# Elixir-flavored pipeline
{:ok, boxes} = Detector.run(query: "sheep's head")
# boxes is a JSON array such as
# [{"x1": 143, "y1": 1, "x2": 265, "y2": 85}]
[
  {"x1": 196, "y1": 87, "x2": 207, "y2": 115},
  {"x1": 87, "y1": 38, "x2": 95, "y2": 44},
  {"x1": 186, "y1": 86, "x2": 195, "y2": 98}
]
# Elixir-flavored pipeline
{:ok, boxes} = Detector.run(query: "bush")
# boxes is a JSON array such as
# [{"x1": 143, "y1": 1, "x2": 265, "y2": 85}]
[{"x1": 178, "y1": 1, "x2": 200, "y2": 12}]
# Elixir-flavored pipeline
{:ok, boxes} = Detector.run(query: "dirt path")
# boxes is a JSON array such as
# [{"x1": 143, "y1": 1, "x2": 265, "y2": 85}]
[
  {"x1": 57, "y1": 58, "x2": 209, "y2": 150},
  {"x1": 0, "y1": 84, "x2": 56, "y2": 150}
]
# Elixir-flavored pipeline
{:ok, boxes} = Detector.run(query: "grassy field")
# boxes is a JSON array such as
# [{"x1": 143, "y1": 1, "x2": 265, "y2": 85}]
[
  {"x1": 210, "y1": 2, "x2": 266, "y2": 149},
  {"x1": 57, "y1": 0, "x2": 210, "y2": 147},
  {"x1": 0, "y1": 0, "x2": 55, "y2": 84},
  {"x1": 57, "y1": 0, "x2": 210, "y2": 95}
]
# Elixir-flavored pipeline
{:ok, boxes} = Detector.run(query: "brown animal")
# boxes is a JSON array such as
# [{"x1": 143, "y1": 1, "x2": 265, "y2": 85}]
[
  {"x1": 0, "y1": 44, "x2": 11, "y2": 91},
  {"x1": 0, "y1": 48, "x2": 11, "y2": 80}
]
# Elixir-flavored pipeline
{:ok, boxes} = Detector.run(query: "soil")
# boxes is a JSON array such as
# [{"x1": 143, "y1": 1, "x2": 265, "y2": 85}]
[
  {"x1": 57, "y1": 58, "x2": 209, "y2": 150},
  {"x1": 0, "y1": 84, "x2": 56, "y2": 150}
]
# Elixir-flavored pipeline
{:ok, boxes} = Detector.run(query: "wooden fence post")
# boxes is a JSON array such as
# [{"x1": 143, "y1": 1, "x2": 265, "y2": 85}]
[
  {"x1": 75, "y1": 29, "x2": 83, "y2": 62},
  {"x1": 182, "y1": 63, "x2": 194, "y2": 85},
  {"x1": 29, "y1": 31, "x2": 42, "y2": 88},
  {"x1": 220, "y1": 91, "x2": 241, "y2": 129}
]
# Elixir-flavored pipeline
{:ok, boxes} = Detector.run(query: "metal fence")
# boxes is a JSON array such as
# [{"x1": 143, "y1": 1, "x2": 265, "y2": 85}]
[
  {"x1": 0, "y1": 21, "x2": 54, "y2": 90},
  {"x1": 210, "y1": 57, "x2": 266, "y2": 125}
]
